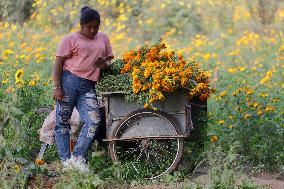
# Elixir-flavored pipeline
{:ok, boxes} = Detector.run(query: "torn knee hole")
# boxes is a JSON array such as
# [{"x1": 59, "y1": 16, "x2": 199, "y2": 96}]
[
  {"x1": 86, "y1": 91, "x2": 96, "y2": 98},
  {"x1": 59, "y1": 105, "x2": 70, "y2": 113},
  {"x1": 59, "y1": 116, "x2": 70, "y2": 125},
  {"x1": 61, "y1": 127, "x2": 70, "y2": 134},
  {"x1": 86, "y1": 99, "x2": 98, "y2": 109},
  {"x1": 87, "y1": 125, "x2": 97, "y2": 138},
  {"x1": 87, "y1": 111, "x2": 100, "y2": 123}
]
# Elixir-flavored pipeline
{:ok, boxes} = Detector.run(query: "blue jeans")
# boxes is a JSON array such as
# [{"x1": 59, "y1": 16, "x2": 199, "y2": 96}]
[{"x1": 55, "y1": 70, "x2": 100, "y2": 161}]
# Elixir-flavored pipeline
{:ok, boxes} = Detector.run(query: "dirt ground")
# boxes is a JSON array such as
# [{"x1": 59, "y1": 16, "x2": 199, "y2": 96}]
[
  {"x1": 251, "y1": 173, "x2": 284, "y2": 189},
  {"x1": 28, "y1": 171, "x2": 284, "y2": 189}
]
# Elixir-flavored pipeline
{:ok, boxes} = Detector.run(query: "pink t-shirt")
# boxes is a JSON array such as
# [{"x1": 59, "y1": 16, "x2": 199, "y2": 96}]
[{"x1": 56, "y1": 31, "x2": 114, "y2": 81}]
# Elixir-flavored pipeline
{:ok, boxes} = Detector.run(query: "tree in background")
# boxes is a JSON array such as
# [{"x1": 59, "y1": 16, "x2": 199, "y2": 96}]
[{"x1": 0, "y1": 0, "x2": 34, "y2": 24}]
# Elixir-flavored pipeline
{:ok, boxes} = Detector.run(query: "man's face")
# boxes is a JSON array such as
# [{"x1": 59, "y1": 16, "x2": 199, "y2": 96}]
[{"x1": 81, "y1": 20, "x2": 100, "y2": 39}]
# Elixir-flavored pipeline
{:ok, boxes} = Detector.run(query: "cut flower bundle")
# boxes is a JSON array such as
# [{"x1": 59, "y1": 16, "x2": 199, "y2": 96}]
[{"x1": 97, "y1": 41, "x2": 213, "y2": 109}]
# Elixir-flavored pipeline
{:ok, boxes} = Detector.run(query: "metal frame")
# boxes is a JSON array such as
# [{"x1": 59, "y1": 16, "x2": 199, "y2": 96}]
[{"x1": 101, "y1": 90, "x2": 193, "y2": 140}]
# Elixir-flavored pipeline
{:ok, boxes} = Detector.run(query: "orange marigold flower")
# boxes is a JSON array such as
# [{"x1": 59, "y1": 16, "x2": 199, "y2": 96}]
[
  {"x1": 35, "y1": 159, "x2": 45, "y2": 165},
  {"x1": 199, "y1": 93, "x2": 208, "y2": 101},
  {"x1": 246, "y1": 90, "x2": 253, "y2": 95}
]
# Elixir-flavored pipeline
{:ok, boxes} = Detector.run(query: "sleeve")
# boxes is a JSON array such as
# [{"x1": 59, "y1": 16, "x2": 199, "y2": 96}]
[
  {"x1": 55, "y1": 35, "x2": 73, "y2": 58},
  {"x1": 104, "y1": 35, "x2": 114, "y2": 59}
]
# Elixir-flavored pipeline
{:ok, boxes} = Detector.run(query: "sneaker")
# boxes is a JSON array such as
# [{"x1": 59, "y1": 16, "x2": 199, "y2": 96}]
[
  {"x1": 69, "y1": 155, "x2": 90, "y2": 173},
  {"x1": 62, "y1": 158, "x2": 73, "y2": 172}
]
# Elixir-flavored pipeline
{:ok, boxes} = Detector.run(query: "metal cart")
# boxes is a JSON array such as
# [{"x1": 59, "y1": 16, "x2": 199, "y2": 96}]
[{"x1": 101, "y1": 90, "x2": 197, "y2": 179}]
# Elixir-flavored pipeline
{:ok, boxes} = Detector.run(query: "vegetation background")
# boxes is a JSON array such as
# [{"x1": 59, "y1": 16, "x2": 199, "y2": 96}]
[{"x1": 0, "y1": 0, "x2": 283, "y2": 188}]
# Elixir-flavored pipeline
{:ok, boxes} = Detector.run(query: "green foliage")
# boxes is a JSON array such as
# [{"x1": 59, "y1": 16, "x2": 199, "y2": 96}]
[
  {"x1": 3, "y1": 85, "x2": 57, "y2": 163},
  {"x1": 54, "y1": 170, "x2": 105, "y2": 189},
  {"x1": 16, "y1": 84, "x2": 53, "y2": 114},
  {"x1": 0, "y1": 147, "x2": 29, "y2": 189},
  {"x1": 209, "y1": 83, "x2": 284, "y2": 171},
  {"x1": 201, "y1": 143, "x2": 264, "y2": 189},
  {"x1": 0, "y1": 91, "x2": 22, "y2": 146},
  {"x1": 97, "y1": 58, "x2": 151, "y2": 108}
]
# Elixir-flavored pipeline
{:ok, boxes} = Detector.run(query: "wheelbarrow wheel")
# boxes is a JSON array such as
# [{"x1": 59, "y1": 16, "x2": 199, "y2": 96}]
[{"x1": 109, "y1": 109, "x2": 184, "y2": 179}]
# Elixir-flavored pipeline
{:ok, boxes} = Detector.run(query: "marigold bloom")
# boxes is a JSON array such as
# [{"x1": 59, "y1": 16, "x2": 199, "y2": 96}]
[
  {"x1": 28, "y1": 80, "x2": 36, "y2": 87},
  {"x1": 246, "y1": 90, "x2": 253, "y2": 95},
  {"x1": 118, "y1": 41, "x2": 212, "y2": 108},
  {"x1": 35, "y1": 159, "x2": 45, "y2": 166},
  {"x1": 211, "y1": 135, "x2": 218, "y2": 143}
]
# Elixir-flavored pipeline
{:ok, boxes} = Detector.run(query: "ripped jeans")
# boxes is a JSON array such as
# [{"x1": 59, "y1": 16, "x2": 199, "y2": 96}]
[{"x1": 54, "y1": 70, "x2": 100, "y2": 161}]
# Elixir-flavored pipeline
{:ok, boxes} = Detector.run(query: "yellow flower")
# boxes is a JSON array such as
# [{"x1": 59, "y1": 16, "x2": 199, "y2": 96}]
[
  {"x1": 14, "y1": 165, "x2": 21, "y2": 173},
  {"x1": 228, "y1": 115, "x2": 233, "y2": 120},
  {"x1": 15, "y1": 79, "x2": 24, "y2": 87},
  {"x1": 15, "y1": 69, "x2": 24, "y2": 81},
  {"x1": 1, "y1": 79, "x2": 9, "y2": 85},
  {"x1": 43, "y1": 82, "x2": 49, "y2": 86},
  {"x1": 228, "y1": 68, "x2": 238, "y2": 73},
  {"x1": 218, "y1": 120, "x2": 225, "y2": 124},
  {"x1": 232, "y1": 90, "x2": 240, "y2": 96},
  {"x1": 211, "y1": 135, "x2": 219, "y2": 143},
  {"x1": 144, "y1": 103, "x2": 149, "y2": 108},
  {"x1": 253, "y1": 102, "x2": 259, "y2": 107},
  {"x1": 257, "y1": 110, "x2": 263, "y2": 116},
  {"x1": 246, "y1": 90, "x2": 253, "y2": 95},
  {"x1": 219, "y1": 90, "x2": 227, "y2": 97},
  {"x1": 243, "y1": 114, "x2": 251, "y2": 119},
  {"x1": 265, "y1": 106, "x2": 275, "y2": 112},
  {"x1": 259, "y1": 93, "x2": 268, "y2": 98},
  {"x1": 260, "y1": 71, "x2": 272, "y2": 85},
  {"x1": 228, "y1": 125, "x2": 233, "y2": 129},
  {"x1": 28, "y1": 80, "x2": 36, "y2": 87},
  {"x1": 202, "y1": 53, "x2": 211, "y2": 61},
  {"x1": 271, "y1": 98, "x2": 279, "y2": 102},
  {"x1": 239, "y1": 67, "x2": 246, "y2": 72}
]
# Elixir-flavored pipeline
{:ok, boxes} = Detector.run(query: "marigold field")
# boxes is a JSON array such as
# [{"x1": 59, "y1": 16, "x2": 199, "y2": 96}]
[{"x1": 0, "y1": 0, "x2": 283, "y2": 188}]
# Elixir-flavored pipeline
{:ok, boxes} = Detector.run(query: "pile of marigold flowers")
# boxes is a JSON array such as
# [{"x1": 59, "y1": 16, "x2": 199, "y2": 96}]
[{"x1": 97, "y1": 41, "x2": 213, "y2": 109}]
